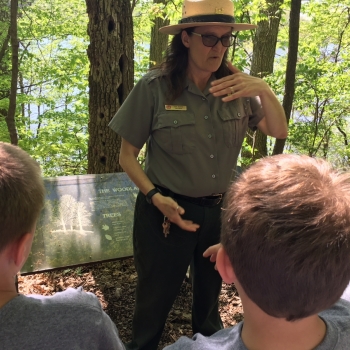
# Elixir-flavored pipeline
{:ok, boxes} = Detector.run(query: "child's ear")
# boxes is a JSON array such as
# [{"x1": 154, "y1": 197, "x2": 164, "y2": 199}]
[
  {"x1": 14, "y1": 233, "x2": 34, "y2": 269},
  {"x1": 181, "y1": 30, "x2": 190, "y2": 48},
  {"x1": 216, "y1": 246, "x2": 237, "y2": 284}
]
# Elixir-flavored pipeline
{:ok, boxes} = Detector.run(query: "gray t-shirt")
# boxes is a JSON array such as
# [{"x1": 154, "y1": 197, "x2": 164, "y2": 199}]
[
  {"x1": 109, "y1": 70, "x2": 264, "y2": 197},
  {"x1": 164, "y1": 298, "x2": 350, "y2": 349},
  {"x1": 0, "y1": 287, "x2": 125, "y2": 350}
]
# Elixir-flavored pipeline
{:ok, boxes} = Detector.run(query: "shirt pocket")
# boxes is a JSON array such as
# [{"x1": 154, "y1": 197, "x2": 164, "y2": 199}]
[
  {"x1": 152, "y1": 112, "x2": 196, "y2": 154},
  {"x1": 218, "y1": 106, "x2": 248, "y2": 148}
]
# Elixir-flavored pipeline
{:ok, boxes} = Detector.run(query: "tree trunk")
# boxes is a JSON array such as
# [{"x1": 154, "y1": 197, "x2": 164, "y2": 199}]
[
  {"x1": 273, "y1": 0, "x2": 301, "y2": 155},
  {"x1": 244, "y1": 0, "x2": 283, "y2": 161},
  {"x1": 6, "y1": 0, "x2": 19, "y2": 145},
  {"x1": 86, "y1": 0, "x2": 134, "y2": 174},
  {"x1": 0, "y1": 26, "x2": 10, "y2": 63},
  {"x1": 0, "y1": 3, "x2": 10, "y2": 123},
  {"x1": 149, "y1": 0, "x2": 169, "y2": 68},
  {"x1": 0, "y1": 31, "x2": 11, "y2": 121}
]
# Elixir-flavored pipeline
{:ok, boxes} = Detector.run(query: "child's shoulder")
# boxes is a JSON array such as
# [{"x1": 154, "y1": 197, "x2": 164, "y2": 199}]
[{"x1": 25, "y1": 287, "x2": 101, "y2": 311}]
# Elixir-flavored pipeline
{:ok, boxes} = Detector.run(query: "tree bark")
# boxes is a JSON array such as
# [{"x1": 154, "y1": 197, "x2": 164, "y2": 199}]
[
  {"x1": 0, "y1": 0, "x2": 13, "y2": 109},
  {"x1": 6, "y1": 0, "x2": 19, "y2": 145},
  {"x1": 273, "y1": 0, "x2": 301, "y2": 155},
  {"x1": 0, "y1": 26, "x2": 10, "y2": 64},
  {"x1": 149, "y1": 0, "x2": 169, "y2": 68},
  {"x1": 86, "y1": 0, "x2": 134, "y2": 174},
  {"x1": 244, "y1": 0, "x2": 283, "y2": 161},
  {"x1": 0, "y1": 26, "x2": 10, "y2": 124}
]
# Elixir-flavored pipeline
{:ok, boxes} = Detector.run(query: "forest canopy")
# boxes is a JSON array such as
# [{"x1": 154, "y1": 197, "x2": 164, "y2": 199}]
[{"x1": 1, "y1": 0, "x2": 349, "y2": 176}]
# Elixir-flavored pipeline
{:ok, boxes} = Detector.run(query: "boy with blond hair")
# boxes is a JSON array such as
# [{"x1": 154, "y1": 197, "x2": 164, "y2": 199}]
[{"x1": 0, "y1": 143, "x2": 124, "y2": 350}]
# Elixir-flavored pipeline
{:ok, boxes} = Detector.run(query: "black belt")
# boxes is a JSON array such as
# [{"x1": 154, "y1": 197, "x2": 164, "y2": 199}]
[{"x1": 155, "y1": 185, "x2": 225, "y2": 207}]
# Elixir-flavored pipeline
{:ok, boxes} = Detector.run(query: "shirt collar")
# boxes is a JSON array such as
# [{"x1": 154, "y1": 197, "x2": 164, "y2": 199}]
[{"x1": 186, "y1": 74, "x2": 217, "y2": 97}]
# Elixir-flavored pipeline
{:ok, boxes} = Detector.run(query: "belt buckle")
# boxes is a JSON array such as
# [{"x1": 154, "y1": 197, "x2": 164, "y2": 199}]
[
  {"x1": 215, "y1": 193, "x2": 223, "y2": 205},
  {"x1": 210, "y1": 193, "x2": 223, "y2": 206}
]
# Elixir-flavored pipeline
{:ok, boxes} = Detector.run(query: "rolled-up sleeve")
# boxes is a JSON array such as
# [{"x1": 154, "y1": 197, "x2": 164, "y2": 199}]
[{"x1": 248, "y1": 96, "x2": 265, "y2": 131}]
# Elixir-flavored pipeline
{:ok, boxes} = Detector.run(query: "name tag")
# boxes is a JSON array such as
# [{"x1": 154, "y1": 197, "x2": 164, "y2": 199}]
[{"x1": 165, "y1": 105, "x2": 187, "y2": 111}]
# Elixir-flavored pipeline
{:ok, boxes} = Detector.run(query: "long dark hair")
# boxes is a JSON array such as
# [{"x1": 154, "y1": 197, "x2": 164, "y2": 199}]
[{"x1": 154, "y1": 28, "x2": 231, "y2": 102}]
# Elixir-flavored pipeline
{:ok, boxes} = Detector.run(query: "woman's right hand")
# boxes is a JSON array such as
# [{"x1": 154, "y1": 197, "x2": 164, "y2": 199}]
[{"x1": 152, "y1": 193, "x2": 200, "y2": 232}]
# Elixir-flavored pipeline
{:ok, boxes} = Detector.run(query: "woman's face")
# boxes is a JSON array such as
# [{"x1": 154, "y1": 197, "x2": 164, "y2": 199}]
[{"x1": 181, "y1": 25, "x2": 231, "y2": 76}]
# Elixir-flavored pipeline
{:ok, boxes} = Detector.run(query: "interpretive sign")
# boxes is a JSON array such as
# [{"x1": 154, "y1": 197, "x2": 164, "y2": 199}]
[{"x1": 21, "y1": 173, "x2": 138, "y2": 274}]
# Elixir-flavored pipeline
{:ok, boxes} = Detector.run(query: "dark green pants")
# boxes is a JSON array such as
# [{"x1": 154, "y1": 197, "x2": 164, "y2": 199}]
[{"x1": 126, "y1": 192, "x2": 223, "y2": 350}]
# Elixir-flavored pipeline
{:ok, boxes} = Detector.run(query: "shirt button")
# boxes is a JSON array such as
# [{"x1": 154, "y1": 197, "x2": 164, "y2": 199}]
[
  {"x1": 202, "y1": 97, "x2": 206, "y2": 101},
  {"x1": 204, "y1": 115, "x2": 209, "y2": 120},
  {"x1": 173, "y1": 120, "x2": 178, "y2": 125},
  {"x1": 237, "y1": 113, "x2": 241, "y2": 117},
  {"x1": 210, "y1": 154, "x2": 214, "y2": 158},
  {"x1": 208, "y1": 134, "x2": 212, "y2": 138},
  {"x1": 212, "y1": 174, "x2": 216, "y2": 179}
]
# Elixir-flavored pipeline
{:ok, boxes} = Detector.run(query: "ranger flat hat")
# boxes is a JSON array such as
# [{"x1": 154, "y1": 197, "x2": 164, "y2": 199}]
[{"x1": 159, "y1": 0, "x2": 257, "y2": 35}]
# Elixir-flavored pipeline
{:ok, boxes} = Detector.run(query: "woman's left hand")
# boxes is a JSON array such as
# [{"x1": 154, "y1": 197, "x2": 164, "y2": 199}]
[
  {"x1": 209, "y1": 62, "x2": 269, "y2": 102},
  {"x1": 203, "y1": 243, "x2": 222, "y2": 270}
]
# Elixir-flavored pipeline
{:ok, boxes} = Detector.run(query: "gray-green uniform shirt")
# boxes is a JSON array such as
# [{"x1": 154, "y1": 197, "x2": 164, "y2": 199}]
[{"x1": 109, "y1": 69, "x2": 264, "y2": 197}]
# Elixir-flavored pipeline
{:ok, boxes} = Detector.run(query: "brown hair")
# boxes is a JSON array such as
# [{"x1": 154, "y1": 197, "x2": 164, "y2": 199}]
[
  {"x1": 156, "y1": 28, "x2": 231, "y2": 101},
  {"x1": 0, "y1": 143, "x2": 45, "y2": 252},
  {"x1": 221, "y1": 154, "x2": 350, "y2": 321}
]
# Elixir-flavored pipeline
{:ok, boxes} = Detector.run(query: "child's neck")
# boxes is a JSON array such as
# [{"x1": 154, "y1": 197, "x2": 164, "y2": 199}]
[
  {"x1": 0, "y1": 290, "x2": 18, "y2": 309},
  {"x1": 0, "y1": 273, "x2": 19, "y2": 309},
  {"x1": 241, "y1": 302, "x2": 327, "y2": 350}
]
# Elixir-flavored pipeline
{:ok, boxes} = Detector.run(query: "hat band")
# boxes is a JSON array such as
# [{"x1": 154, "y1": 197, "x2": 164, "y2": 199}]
[{"x1": 179, "y1": 14, "x2": 235, "y2": 25}]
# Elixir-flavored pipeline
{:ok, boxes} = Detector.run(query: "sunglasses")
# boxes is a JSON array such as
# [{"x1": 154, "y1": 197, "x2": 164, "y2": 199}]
[{"x1": 191, "y1": 32, "x2": 236, "y2": 47}]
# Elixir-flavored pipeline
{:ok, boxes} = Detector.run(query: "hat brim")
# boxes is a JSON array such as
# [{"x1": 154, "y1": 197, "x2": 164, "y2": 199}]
[{"x1": 159, "y1": 22, "x2": 257, "y2": 35}]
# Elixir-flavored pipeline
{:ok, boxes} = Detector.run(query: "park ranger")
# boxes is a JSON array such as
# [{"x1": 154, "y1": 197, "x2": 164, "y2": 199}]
[{"x1": 109, "y1": 0, "x2": 288, "y2": 349}]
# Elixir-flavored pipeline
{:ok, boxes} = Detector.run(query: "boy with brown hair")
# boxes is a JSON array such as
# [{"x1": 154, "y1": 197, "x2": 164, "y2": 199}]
[
  {"x1": 165, "y1": 154, "x2": 350, "y2": 349},
  {"x1": 0, "y1": 142, "x2": 125, "y2": 350}
]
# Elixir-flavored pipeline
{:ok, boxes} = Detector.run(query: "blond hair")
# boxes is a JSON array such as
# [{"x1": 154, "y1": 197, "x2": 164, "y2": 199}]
[{"x1": 0, "y1": 143, "x2": 45, "y2": 251}]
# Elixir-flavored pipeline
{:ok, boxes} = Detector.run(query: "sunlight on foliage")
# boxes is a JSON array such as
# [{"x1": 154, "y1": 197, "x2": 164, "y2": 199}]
[
  {"x1": 16, "y1": 0, "x2": 89, "y2": 176},
  {"x1": 1, "y1": 0, "x2": 350, "y2": 175},
  {"x1": 279, "y1": 0, "x2": 350, "y2": 168}
]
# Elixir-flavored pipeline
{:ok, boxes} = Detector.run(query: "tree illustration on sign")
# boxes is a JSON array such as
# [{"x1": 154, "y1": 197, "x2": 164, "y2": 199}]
[
  {"x1": 53, "y1": 195, "x2": 93, "y2": 234},
  {"x1": 75, "y1": 201, "x2": 93, "y2": 234}
]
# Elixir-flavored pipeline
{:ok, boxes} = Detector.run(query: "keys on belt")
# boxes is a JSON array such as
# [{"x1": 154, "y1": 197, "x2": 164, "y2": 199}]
[{"x1": 162, "y1": 216, "x2": 171, "y2": 237}]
